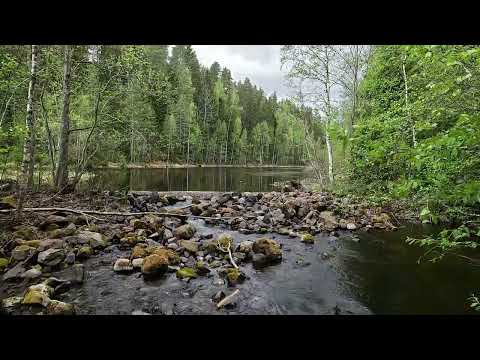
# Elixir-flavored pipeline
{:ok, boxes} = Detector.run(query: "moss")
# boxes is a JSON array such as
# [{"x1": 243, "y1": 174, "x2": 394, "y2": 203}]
[
  {"x1": 259, "y1": 228, "x2": 269, "y2": 234},
  {"x1": 0, "y1": 258, "x2": 9, "y2": 271},
  {"x1": 77, "y1": 246, "x2": 93, "y2": 259},
  {"x1": 13, "y1": 226, "x2": 36, "y2": 240},
  {"x1": 0, "y1": 195, "x2": 16, "y2": 209},
  {"x1": 301, "y1": 233, "x2": 314, "y2": 244},
  {"x1": 176, "y1": 267, "x2": 198, "y2": 279},
  {"x1": 131, "y1": 244, "x2": 149, "y2": 259},
  {"x1": 22, "y1": 240, "x2": 42, "y2": 248},
  {"x1": 226, "y1": 268, "x2": 245, "y2": 286}
]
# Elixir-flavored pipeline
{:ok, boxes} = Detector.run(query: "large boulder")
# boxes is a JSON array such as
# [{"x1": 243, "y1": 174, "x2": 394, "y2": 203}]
[
  {"x1": 173, "y1": 224, "x2": 196, "y2": 240},
  {"x1": 37, "y1": 249, "x2": 65, "y2": 267},
  {"x1": 141, "y1": 254, "x2": 168, "y2": 276}
]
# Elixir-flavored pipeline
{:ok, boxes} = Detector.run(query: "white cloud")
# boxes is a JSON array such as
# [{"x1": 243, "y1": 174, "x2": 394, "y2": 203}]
[{"x1": 191, "y1": 45, "x2": 292, "y2": 99}]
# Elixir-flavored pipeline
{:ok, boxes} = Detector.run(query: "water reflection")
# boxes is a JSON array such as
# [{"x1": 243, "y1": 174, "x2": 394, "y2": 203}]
[{"x1": 85, "y1": 166, "x2": 311, "y2": 192}]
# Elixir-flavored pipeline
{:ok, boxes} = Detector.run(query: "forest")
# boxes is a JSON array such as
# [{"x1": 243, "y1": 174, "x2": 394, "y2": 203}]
[{"x1": 0, "y1": 44, "x2": 479, "y2": 315}]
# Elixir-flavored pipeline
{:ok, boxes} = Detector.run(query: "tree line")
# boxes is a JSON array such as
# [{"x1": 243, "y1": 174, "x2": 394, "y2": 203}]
[{"x1": 0, "y1": 45, "x2": 315, "y2": 192}]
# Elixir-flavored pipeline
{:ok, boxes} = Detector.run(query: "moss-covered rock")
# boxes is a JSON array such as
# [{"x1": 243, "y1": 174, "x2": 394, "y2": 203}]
[
  {"x1": 12, "y1": 245, "x2": 36, "y2": 261},
  {"x1": 225, "y1": 268, "x2": 246, "y2": 286},
  {"x1": 0, "y1": 258, "x2": 9, "y2": 271},
  {"x1": 77, "y1": 246, "x2": 93, "y2": 259},
  {"x1": 301, "y1": 233, "x2": 314, "y2": 244},
  {"x1": 195, "y1": 261, "x2": 211, "y2": 275},
  {"x1": 176, "y1": 267, "x2": 198, "y2": 279},
  {"x1": 131, "y1": 244, "x2": 149, "y2": 259},
  {"x1": 149, "y1": 247, "x2": 180, "y2": 265},
  {"x1": 22, "y1": 283, "x2": 53, "y2": 306},
  {"x1": 252, "y1": 238, "x2": 282, "y2": 264},
  {"x1": 37, "y1": 248, "x2": 65, "y2": 266},
  {"x1": 21, "y1": 240, "x2": 42, "y2": 248},
  {"x1": 13, "y1": 225, "x2": 37, "y2": 240},
  {"x1": 174, "y1": 224, "x2": 196, "y2": 240},
  {"x1": 141, "y1": 254, "x2": 168, "y2": 276},
  {"x1": 0, "y1": 195, "x2": 16, "y2": 209}
]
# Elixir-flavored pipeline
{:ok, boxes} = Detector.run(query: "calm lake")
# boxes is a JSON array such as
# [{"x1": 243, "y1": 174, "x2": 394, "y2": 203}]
[{"x1": 85, "y1": 166, "x2": 313, "y2": 192}]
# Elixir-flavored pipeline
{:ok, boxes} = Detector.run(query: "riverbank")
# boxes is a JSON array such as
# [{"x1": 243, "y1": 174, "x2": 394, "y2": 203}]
[
  {"x1": 0, "y1": 182, "x2": 414, "y2": 315},
  {"x1": 100, "y1": 162, "x2": 308, "y2": 169}
]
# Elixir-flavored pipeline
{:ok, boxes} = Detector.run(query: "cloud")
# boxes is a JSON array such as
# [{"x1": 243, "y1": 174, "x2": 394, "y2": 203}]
[{"x1": 191, "y1": 45, "x2": 292, "y2": 99}]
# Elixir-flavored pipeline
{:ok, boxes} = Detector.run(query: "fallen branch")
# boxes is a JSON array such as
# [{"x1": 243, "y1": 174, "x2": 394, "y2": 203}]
[
  {"x1": 217, "y1": 289, "x2": 240, "y2": 309},
  {"x1": 0, "y1": 207, "x2": 234, "y2": 221}
]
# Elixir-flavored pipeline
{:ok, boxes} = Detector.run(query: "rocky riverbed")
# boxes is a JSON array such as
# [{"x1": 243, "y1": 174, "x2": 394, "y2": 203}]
[{"x1": 0, "y1": 181, "x2": 400, "y2": 315}]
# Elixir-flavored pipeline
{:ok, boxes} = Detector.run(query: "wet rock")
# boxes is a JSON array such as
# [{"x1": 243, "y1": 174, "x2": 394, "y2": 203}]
[
  {"x1": 1, "y1": 296, "x2": 23, "y2": 313},
  {"x1": 225, "y1": 268, "x2": 246, "y2": 286},
  {"x1": 346, "y1": 223, "x2": 357, "y2": 230},
  {"x1": 288, "y1": 231, "x2": 298, "y2": 238},
  {"x1": 174, "y1": 224, "x2": 196, "y2": 240},
  {"x1": 252, "y1": 253, "x2": 269, "y2": 268},
  {"x1": 77, "y1": 246, "x2": 93, "y2": 260},
  {"x1": 46, "y1": 300, "x2": 75, "y2": 315},
  {"x1": 71, "y1": 264, "x2": 85, "y2": 284},
  {"x1": 38, "y1": 248, "x2": 65, "y2": 267},
  {"x1": 22, "y1": 283, "x2": 54, "y2": 306},
  {"x1": 142, "y1": 254, "x2": 168, "y2": 276},
  {"x1": 65, "y1": 252, "x2": 75, "y2": 265},
  {"x1": 0, "y1": 257, "x2": 8, "y2": 271},
  {"x1": 301, "y1": 233, "x2": 315, "y2": 244},
  {"x1": 176, "y1": 267, "x2": 198, "y2": 279},
  {"x1": 113, "y1": 258, "x2": 133, "y2": 273},
  {"x1": 237, "y1": 240, "x2": 253, "y2": 254},
  {"x1": 195, "y1": 261, "x2": 211, "y2": 275},
  {"x1": 21, "y1": 268, "x2": 42, "y2": 280},
  {"x1": 3, "y1": 263, "x2": 26, "y2": 281},
  {"x1": 252, "y1": 238, "x2": 282, "y2": 264},
  {"x1": 233, "y1": 252, "x2": 247, "y2": 262},
  {"x1": 12, "y1": 245, "x2": 36, "y2": 261},
  {"x1": 320, "y1": 252, "x2": 332, "y2": 260},
  {"x1": 149, "y1": 248, "x2": 180, "y2": 265},
  {"x1": 132, "y1": 258, "x2": 144, "y2": 269},
  {"x1": 38, "y1": 239, "x2": 64, "y2": 252},
  {"x1": 179, "y1": 239, "x2": 199, "y2": 254}
]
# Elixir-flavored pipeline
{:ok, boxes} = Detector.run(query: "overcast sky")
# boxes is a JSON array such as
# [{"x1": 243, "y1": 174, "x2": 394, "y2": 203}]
[{"x1": 191, "y1": 45, "x2": 293, "y2": 99}]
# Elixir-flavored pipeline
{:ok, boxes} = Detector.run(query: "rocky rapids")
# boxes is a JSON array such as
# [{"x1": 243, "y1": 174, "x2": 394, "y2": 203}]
[{"x1": 0, "y1": 181, "x2": 397, "y2": 315}]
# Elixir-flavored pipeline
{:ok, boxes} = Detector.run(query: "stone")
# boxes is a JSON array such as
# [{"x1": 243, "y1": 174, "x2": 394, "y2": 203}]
[
  {"x1": 237, "y1": 240, "x2": 253, "y2": 254},
  {"x1": 195, "y1": 261, "x2": 211, "y2": 275},
  {"x1": 209, "y1": 260, "x2": 222, "y2": 268},
  {"x1": 346, "y1": 223, "x2": 357, "y2": 230},
  {"x1": 233, "y1": 252, "x2": 247, "y2": 262},
  {"x1": 167, "y1": 243, "x2": 178, "y2": 250},
  {"x1": 78, "y1": 231, "x2": 107, "y2": 249},
  {"x1": 39, "y1": 215, "x2": 69, "y2": 229},
  {"x1": 113, "y1": 258, "x2": 133, "y2": 273},
  {"x1": 71, "y1": 264, "x2": 84, "y2": 284},
  {"x1": 132, "y1": 310, "x2": 151, "y2": 315},
  {"x1": 319, "y1": 211, "x2": 338, "y2": 231},
  {"x1": 213, "y1": 278, "x2": 225, "y2": 286},
  {"x1": 21, "y1": 268, "x2": 42, "y2": 280},
  {"x1": 179, "y1": 239, "x2": 199, "y2": 253},
  {"x1": 132, "y1": 258, "x2": 144, "y2": 269},
  {"x1": 142, "y1": 254, "x2": 168, "y2": 276},
  {"x1": 77, "y1": 246, "x2": 93, "y2": 259},
  {"x1": 252, "y1": 238, "x2": 282, "y2": 263},
  {"x1": 225, "y1": 268, "x2": 246, "y2": 286},
  {"x1": 38, "y1": 239, "x2": 64, "y2": 252},
  {"x1": 22, "y1": 283, "x2": 54, "y2": 306},
  {"x1": 149, "y1": 247, "x2": 180, "y2": 265},
  {"x1": 65, "y1": 252, "x2": 75, "y2": 265},
  {"x1": 252, "y1": 253, "x2": 269, "y2": 268},
  {"x1": 1, "y1": 296, "x2": 23, "y2": 312},
  {"x1": 131, "y1": 244, "x2": 149, "y2": 259},
  {"x1": 0, "y1": 195, "x2": 16, "y2": 209},
  {"x1": 0, "y1": 257, "x2": 8, "y2": 271},
  {"x1": 301, "y1": 233, "x2": 315, "y2": 244},
  {"x1": 176, "y1": 267, "x2": 198, "y2": 279},
  {"x1": 163, "y1": 229, "x2": 173, "y2": 240},
  {"x1": 131, "y1": 219, "x2": 149, "y2": 230},
  {"x1": 3, "y1": 263, "x2": 25, "y2": 281},
  {"x1": 38, "y1": 248, "x2": 65, "y2": 266},
  {"x1": 174, "y1": 224, "x2": 196, "y2": 240},
  {"x1": 13, "y1": 225, "x2": 37, "y2": 240},
  {"x1": 12, "y1": 245, "x2": 36, "y2": 261},
  {"x1": 46, "y1": 300, "x2": 75, "y2": 315}
]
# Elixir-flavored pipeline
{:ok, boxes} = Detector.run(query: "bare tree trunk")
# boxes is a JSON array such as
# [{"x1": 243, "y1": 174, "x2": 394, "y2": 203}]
[
  {"x1": 325, "y1": 124, "x2": 334, "y2": 185},
  {"x1": 40, "y1": 88, "x2": 56, "y2": 181},
  {"x1": 402, "y1": 54, "x2": 417, "y2": 148},
  {"x1": 20, "y1": 45, "x2": 39, "y2": 190},
  {"x1": 55, "y1": 45, "x2": 73, "y2": 190}
]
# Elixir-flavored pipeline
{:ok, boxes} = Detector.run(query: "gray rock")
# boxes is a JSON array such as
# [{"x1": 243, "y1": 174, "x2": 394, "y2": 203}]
[
  {"x1": 132, "y1": 258, "x2": 144, "y2": 269},
  {"x1": 65, "y1": 252, "x2": 75, "y2": 265},
  {"x1": 174, "y1": 224, "x2": 196, "y2": 240},
  {"x1": 145, "y1": 239, "x2": 161, "y2": 247},
  {"x1": 347, "y1": 223, "x2": 357, "y2": 230},
  {"x1": 163, "y1": 229, "x2": 173, "y2": 240},
  {"x1": 38, "y1": 248, "x2": 65, "y2": 266},
  {"x1": 71, "y1": 264, "x2": 85, "y2": 284},
  {"x1": 77, "y1": 231, "x2": 106, "y2": 249},
  {"x1": 38, "y1": 239, "x2": 64, "y2": 252},
  {"x1": 12, "y1": 245, "x2": 36, "y2": 261},
  {"x1": 21, "y1": 268, "x2": 42, "y2": 280},
  {"x1": 167, "y1": 243, "x2": 178, "y2": 250},
  {"x1": 252, "y1": 253, "x2": 269, "y2": 268}
]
